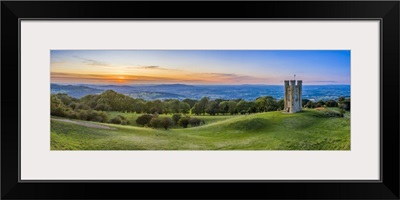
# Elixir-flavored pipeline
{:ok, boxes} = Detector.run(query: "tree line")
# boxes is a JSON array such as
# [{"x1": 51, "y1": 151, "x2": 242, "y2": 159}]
[{"x1": 51, "y1": 90, "x2": 350, "y2": 126}]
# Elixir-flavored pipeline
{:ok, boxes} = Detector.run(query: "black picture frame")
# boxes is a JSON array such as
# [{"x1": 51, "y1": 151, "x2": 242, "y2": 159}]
[{"x1": 2, "y1": 1, "x2": 399, "y2": 199}]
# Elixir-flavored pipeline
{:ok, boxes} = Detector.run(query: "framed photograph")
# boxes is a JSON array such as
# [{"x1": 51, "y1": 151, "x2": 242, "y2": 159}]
[{"x1": 2, "y1": 1, "x2": 399, "y2": 199}]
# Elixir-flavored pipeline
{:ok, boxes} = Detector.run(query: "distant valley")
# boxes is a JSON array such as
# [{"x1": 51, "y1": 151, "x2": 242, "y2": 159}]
[{"x1": 51, "y1": 83, "x2": 350, "y2": 101}]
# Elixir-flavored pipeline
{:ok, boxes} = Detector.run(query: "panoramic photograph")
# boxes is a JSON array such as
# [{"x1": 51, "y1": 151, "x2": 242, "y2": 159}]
[{"x1": 50, "y1": 50, "x2": 351, "y2": 150}]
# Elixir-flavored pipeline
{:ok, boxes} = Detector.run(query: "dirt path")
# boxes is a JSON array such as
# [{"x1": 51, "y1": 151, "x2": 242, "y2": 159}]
[{"x1": 51, "y1": 118, "x2": 117, "y2": 130}]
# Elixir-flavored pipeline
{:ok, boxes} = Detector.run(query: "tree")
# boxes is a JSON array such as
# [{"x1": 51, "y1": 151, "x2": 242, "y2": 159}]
[
  {"x1": 94, "y1": 103, "x2": 111, "y2": 111},
  {"x1": 247, "y1": 101, "x2": 257, "y2": 114},
  {"x1": 219, "y1": 101, "x2": 230, "y2": 115},
  {"x1": 68, "y1": 102, "x2": 78, "y2": 110},
  {"x1": 149, "y1": 117, "x2": 160, "y2": 128},
  {"x1": 206, "y1": 100, "x2": 219, "y2": 115},
  {"x1": 277, "y1": 99, "x2": 284, "y2": 110},
  {"x1": 179, "y1": 102, "x2": 191, "y2": 114},
  {"x1": 152, "y1": 100, "x2": 165, "y2": 114},
  {"x1": 302, "y1": 99, "x2": 310, "y2": 107},
  {"x1": 76, "y1": 103, "x2": 90, "y2": 110},
  {"x1": 158, "y1": 117, "x2": 173, "y2": 130},
  {"x1": 342, "y1": 98, "x2": 351, "y2": 111},
  {"x1": 133, "y1": 101, "x2": 145, "y2": 114},
  {"x1": 191, "y1": 103, "x2": 202, "y2": 115},
  {"x1": 178, "y1": 116, "x2": 191, "y2": 128},
  {"x1": 144, "y1": 101, "x2": 154, "y2": 114},
  {"x1": 338, "y1": 96, "x2": 345, "y2": 104},
  {"x1": 136, "y1": 114, "x2": 153, "y2": 127},
  {"x1": 304, "y1": 101, "x2": 315, "y2": 108},
  {"x1": 255, "y1": 97, "x2": 267, "y2": 112},
  {"x1": 168, "y1": 100, "x2": 180, "y2": 113},
  {"x1": 55, "y1": 93, "x2": 78, "y2": 105},
  {"x1": 51, "y1": 94, "x2": 71, "y2": 117},
  {"x1": 183, "y1": 99, "x2": 197, "y2": 108},
  {"x1": 315, "y1": 100, "x2": 325, "y2": 108},
  {"x1": 198, "y1": 97, "x2": 209, "y2": 115},
  {"x1": 325, "y1": 100, "x2": 338, "y2": 107},
  {"x1": 172, "y1": 113, "x2": 182, "y2": 124},
  {"x1": 228, "y1": 101, "x2": 238, "y2": 115},
  {"x1": 236, "y1": 100, "x2": 249, "y2": 115}
]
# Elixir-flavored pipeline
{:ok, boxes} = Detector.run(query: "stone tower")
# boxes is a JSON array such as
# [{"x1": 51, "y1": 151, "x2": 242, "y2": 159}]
[{"x1": 284, "y1": 80, "x2": 302, "y2": 113}]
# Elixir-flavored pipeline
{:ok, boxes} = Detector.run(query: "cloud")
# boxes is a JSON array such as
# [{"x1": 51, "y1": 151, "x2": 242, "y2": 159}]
[
  {"x1": 195, "y1": 73, "x2": 266, "y2": 83},
  {"x1": 50, "y1": 71, "x2": 269, "y2": 85},
  {"x1": 72, "y1": 56, "x2": 109, "y2": 67},
  {"x1": 138, "y1": 65, "x2": 169, "y2": 70},
  {"x1": 51, "y1": 72, "x2": 204, "y2": 84}
]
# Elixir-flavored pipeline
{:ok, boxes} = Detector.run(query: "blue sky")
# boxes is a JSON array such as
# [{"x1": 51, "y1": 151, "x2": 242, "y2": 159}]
[{"x1": 51, "y1": 50, "x2": 350, "y2": 85}]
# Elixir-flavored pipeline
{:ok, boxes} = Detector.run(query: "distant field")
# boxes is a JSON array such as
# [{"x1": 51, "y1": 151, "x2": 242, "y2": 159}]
[{"x1": 51, "y1": 109, "x2": 350, "y2": 150}]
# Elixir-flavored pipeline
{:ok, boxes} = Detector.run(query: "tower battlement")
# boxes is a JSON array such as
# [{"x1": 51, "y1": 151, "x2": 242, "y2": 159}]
[{"x1": 284, "y1": 80, "x2": 302, "y2": 113}]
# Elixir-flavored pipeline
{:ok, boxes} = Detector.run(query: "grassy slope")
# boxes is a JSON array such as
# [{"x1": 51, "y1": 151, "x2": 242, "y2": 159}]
[{"x1": 51, "y1": 109, "x2": 350, "y2": 150}]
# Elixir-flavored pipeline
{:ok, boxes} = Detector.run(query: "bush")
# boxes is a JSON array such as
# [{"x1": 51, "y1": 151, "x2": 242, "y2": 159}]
[
  {"x1": 136, "y1": 114, "x2": 153, "y2": 127},
  {"x1": 342, "y1": 99, "x2": 350, "y2": 111},
  {"x1": 189, "y1": 117, "x2": 202, "y2": 127},
  {"x1": 178, "y1": 116, "x2": 190, "y2": 128},
  {"x1": 159, "y1": 117, "x2": 173, "y2": 130},
  {"x1": 69, "y1": 102, "x2": 78, "y2": 110},
  {"x1": 172, "y1": 113, "x2": 182, "y2": 124},
  {"x1": 76, "y1": 103, "x2": 90, "y2": 110},
  {"x1": 325, "y1": 100, "x2": 338, "y2": 107},
  {"x1": 149, "y1": 117, "x2": 160, "y2": 128},
  {"x1": 65, "y1": 110, "x2": 78, "y2": 119},
  {"x1": 322, "y1": 109, "x2": 341, "y2": 117},
  {"x1": 77, "y1": 110, "x2": 89, "y2": 120},
  {"x1": 94, "y1": 103, "x2": 111, "y2": 111},
  {"x1": 110, "y1": 116, "x2": 122, "y2": 124},
  {"x1": 93, "y1": 115, "x2": 104, "y2": 122}
]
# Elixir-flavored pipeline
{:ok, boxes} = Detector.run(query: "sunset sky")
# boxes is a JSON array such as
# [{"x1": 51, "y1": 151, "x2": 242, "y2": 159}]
[{"x1": 50, "y1": 50, "x2": 350, "y2": 85}]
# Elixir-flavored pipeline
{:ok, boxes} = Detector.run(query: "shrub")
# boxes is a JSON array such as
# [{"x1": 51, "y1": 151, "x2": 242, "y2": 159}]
[
  {"x1": 94, "y1": 103, "x2": 111, "y2": 111},
  {"x1": 172, "y1": 113, "x2": 182, "y2": 124},
  {"x1": 158, "y1": 117, "x2": 173, "y2": 130},
  {"x1": 93, "y1": 115, "x2": 104, "y2": 122},
  {"x1": 76, "y1": 103, "x2": 90, "y2": 110},
  {"x1": 325, "y1": 100, "x2": 338, "y2": 107},
  {"x1": 65, "y1": 110, "x2": 78, "y2": 119},
  {"x1": 149, "y1": 117, "x2": 160, "y2": 128},
  {"x1": 110, "y1": 116, "x2": 122, "y2": 124},
  {"x1": 136, "y1": 114, "x2": 153, "y2": 127},
  {"x1": 69, "y1": 102, "x2": 78, "y2": 110},
  {"x1": 189, "y1": 117, "x2": 202, "y2": 127},
  {"x1": 77, "y1": 110, "x2": 89, "y2": 120},
  {"x1": 342, "y1": 99, "x2": 350, "y2": 111},
  {"x1": 322, "y1": 109, "x2": 341, "y2": 117},
  {"x1": 178, "y1": 116, "x2": 190, "y2": 128}
]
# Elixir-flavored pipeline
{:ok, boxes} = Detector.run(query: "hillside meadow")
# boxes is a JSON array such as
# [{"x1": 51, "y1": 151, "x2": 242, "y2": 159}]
[{"x1": 51, "y1": 109, "x2": 350, "y2": 150}]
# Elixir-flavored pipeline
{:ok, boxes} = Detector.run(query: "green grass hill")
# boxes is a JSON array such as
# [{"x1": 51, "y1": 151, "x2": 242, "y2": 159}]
[{"x1": 51, "y1": 109, "x2": 350, "y2": 150}]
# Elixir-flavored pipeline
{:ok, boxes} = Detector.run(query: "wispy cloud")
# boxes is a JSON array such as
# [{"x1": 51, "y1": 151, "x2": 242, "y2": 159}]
[
  {"x1": 195, "y1": 73, "x2": 267, "y2": 83},
  {"x1": 137, "y1": 65, "x2": 170, "y2": 70},
  {"x1": 73, "y1": 56, "x2": 109, "y2": 67},
  {"x1": 51, "y1": 72, "x2": 204, "y2": 84}
]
